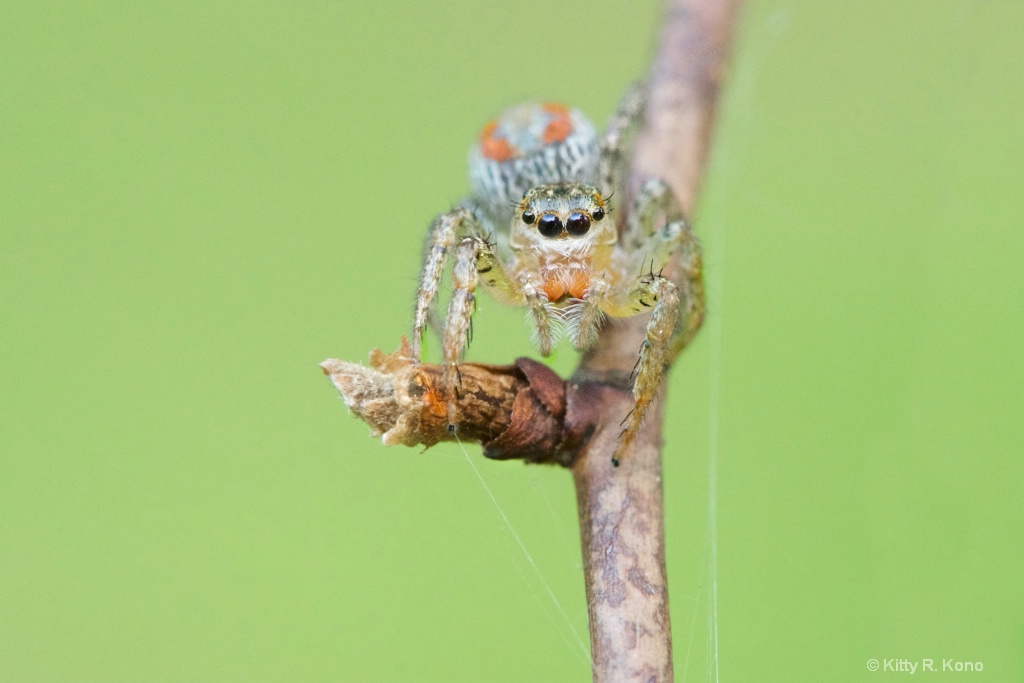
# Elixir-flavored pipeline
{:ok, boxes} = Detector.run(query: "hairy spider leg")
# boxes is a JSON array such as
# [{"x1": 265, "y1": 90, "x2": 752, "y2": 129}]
[
  {"x1": 599, "y1": 178, "x2": 707, "y2": 464},
  {"x1": 569, "y1": 275, "x2": 609, "y2": 351},
  {"x1": 667, "y1": 224, "x2": 706, "y2": 359},
  {"x1": 412, "y1": 207, "x2": 481, "y2": 361},
  {"x1": 441, "y1": 238, "x2": 481, "y2": 428},
  {"x1": 441, "y1": 236, "x2": 528, "y2": 430},
  {"x1": 518, "y1": 276, "x2": 557, "y2": 357},
  {"x1": 602, "y1": 273, "x2": 682, "y2": 465},
  {"x1": 624, "y1": 179, "x2": 707, "y2": 359},
  {"x1": 625, "y1": 178, "x2": 685, "y2": 249},
  {"x1": 599, "y1": 82, "x2": 647, "y2": 199}
]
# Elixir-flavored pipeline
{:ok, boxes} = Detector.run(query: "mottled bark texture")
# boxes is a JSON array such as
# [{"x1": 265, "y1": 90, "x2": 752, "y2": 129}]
[
  {"x1": 572, "y1": 1, "x2": 739, "y2": 681},
  {"x1": 322, "y1": 0, "x2": 738, "y2": 680}
]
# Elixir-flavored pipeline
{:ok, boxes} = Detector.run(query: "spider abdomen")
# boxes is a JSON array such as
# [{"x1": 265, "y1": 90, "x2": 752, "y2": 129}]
[{"x1": 469, "y1": 103, "x2": 599, "y2": 216}]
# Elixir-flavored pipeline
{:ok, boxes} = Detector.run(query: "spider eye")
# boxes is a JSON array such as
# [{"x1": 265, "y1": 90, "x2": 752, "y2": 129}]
[
  {"x1": 537, "y1": 213, "x2": 563, "y2": 237},
  {"x1": 521, "y1": 210, "x2": 536, "y2": 225},
  {"x1": 592, "y1": 206, "x2": 605, "y2": 222},
  {"x1": 566, "y1": 212, "x2": 591, "y2": 236}
]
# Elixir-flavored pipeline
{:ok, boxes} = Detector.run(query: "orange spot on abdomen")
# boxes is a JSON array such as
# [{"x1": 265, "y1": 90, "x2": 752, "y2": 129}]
[
  {"x1": 541, "y1": 102, "x2": 574, "y2": 145},
  {"x1": 479, "y1": 120, "x2": 517, "y2": 162}
]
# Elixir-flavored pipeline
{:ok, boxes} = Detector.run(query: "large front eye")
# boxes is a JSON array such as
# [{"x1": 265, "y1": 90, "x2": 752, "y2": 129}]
[
  {"x1": 537, "y1": 214, "x2": 563, "y2": 237},
  {"x1": 566, "y1": 211, "x2": 591, "y2": 236}
]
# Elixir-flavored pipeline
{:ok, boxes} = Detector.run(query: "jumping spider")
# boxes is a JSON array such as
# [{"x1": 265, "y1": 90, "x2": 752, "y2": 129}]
[{"x1": 412, "y1": 86, "x2": 705, "y2": 464}]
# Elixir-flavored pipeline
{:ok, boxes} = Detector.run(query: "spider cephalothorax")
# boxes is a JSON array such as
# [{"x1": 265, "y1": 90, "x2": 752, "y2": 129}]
[
  {"x1": 410, "y1": 86, "x2": 705, "y2": 464},
  {"x1": 512, "y1": 184, "x2": 615, "y2": 303}
]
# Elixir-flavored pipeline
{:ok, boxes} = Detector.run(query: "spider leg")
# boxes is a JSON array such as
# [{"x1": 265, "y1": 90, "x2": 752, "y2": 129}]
[
  {"x1": 441, "y1": 236, "x2": 527, "y2": 429},
  {"x1": 412, "y1": 207, "x2": 481, "y2": 361},
  {"x1": 475, "y1": 241, "x2": 525, "y2": 307},
  {"x1": 520, "y1": 278, "x2": 557, "y2": 357},
  {"x1": 441, "y1": 237, "x2": 484, "y2": 428},
  {"x1": 602, "y1": 273, "x2": 681, "y2": 465},
  {"x1": 667, "y1": 224, "x2": 706, "y2": 358},
  {"x1": 623, "y1": 176, "x2": 706, "y2": 358},
  {"x1": 599, "y1": 82, "x2": 647, "y2": 198},
  {"x1": 627, "y1": 218, "x2": 707, "y2": 358},
  {"x1": 596, "y1": 179, "x2": 706, "y2": 464},
  {"x1": 625, "y1": 178, "x2": 685, "y2": 250},
  {"x1": 569, "y1": 276, "x2": 609, "y2": 351}
]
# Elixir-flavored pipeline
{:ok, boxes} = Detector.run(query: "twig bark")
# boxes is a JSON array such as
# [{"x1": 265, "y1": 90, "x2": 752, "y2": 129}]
[
  {"x1": 321, "y1": 1, "x2": 739, "y2": 680},
  {"x1": 572, "y1": 1, "x2": 739, "y2": 680}
]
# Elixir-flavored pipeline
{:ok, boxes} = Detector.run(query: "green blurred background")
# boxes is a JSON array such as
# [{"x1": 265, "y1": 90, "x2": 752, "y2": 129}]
[{"x1": 2, "y1": 1, "x2": 1022, "y2": 681}]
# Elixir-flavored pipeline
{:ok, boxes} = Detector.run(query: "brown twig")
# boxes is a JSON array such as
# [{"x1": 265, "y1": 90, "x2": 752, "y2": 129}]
[
  {"x1": 572, "y1": 1, "x2": 739, "y2": 680},
  {"x1": 322, "y1": 0, "x2": 738, "y2": 679}
]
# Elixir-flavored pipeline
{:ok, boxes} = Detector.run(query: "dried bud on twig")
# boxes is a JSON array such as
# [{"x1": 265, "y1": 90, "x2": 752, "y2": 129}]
[{"x1": 321, "y1": 338, "x2": 609, "y2": 466}]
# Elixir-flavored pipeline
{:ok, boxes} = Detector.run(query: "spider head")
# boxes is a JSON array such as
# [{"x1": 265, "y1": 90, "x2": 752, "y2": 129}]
[{"x1": 511, "y1": 184, "x2": 615, "y2": 254}]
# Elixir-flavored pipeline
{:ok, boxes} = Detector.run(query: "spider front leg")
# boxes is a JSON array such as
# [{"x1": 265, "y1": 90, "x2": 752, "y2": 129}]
[
  {"x1": 603, "y1": 180, "x2": 707, "y2": 464},
  {"x1": 600, "y1": 273, "x2": 681, "y2": 465},
  {"x1": 412, "y1": 207, "x2": 481, "y2": 361},
  {"x1": 441, "y1": 236, "x2": 524, "y2": 430}
]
